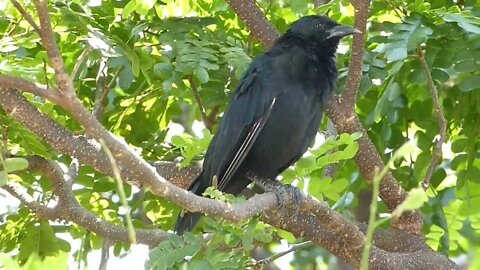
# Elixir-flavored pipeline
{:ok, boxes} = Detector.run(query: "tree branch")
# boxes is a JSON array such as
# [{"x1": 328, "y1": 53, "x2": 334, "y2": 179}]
[
  {"x1": 417, "y1": 46, "x2": 447, "y2": 190},
  {"x1": 341, "y1": 0, "x2": 370, "y2": 111},
  {"x1": 3, "y1": 156, "x2": 171, "y2": 246},
  {"x1": 0, "y1": 75, "x2": 61, "y2": 102},
  {"x1": 324, "y1": 0, "x2": 422, "y2": 232},
  {"x1": 329, "y1": 112, "x2": 423, "y2": 232},
  {"x1": 33, "y1": 0, "x2": 75, "y2": 95},
  {"x1": 263, "y1": 209, "x2": 459, "y2": 269},
  {"x1": 226, "y1": 0, "x2": 279, "y2": 48},
  {"x1": 255, "y1": 241, "x2": 313, "y2": 266},
  {"x1": 10, "y1": 0, "x2": 41, "y2": 35},
  {"x1": 187, "y1": 75, "x2": 214, "y2": 131},
  {"x1": 0, "y1": 89, "x2": 281, "y2": 223},
  {"x1": 3, "y1": 183, "x2": 170, "y2": 247},
  {"x1": 6, "y1": 155, "x2": 450, "y2": 269}
]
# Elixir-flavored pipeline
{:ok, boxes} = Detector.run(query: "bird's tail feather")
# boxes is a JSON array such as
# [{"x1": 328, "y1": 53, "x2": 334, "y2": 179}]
[{"x1": 175, "y1": 173, "x2": 207, "y2": 235}]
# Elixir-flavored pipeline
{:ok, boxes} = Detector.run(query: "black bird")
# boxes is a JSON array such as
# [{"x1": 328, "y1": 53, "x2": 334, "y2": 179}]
[{"x1": 175, "y1": 15, "x2": 357, "y2": 234}]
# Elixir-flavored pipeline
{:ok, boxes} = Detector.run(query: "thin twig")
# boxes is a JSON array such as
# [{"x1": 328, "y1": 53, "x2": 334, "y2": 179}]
[
  {"x1": 313, "y1": 0, "x2": 332, "y2": 7},
  {"x1": 93, "y1": 63, "x2": 108, "y2": 120},
  {"x1": 107, "y1": 67, "x2": 123, "y2": 89},
  {"x1": 322, "y1": 119, "x2": 339, "y2": 178},
  {"x1": 360, "y1": 142, "x2": 414, "y2": 269},
  {"x1": 417, "y1": 46, "x2": 447, "y2": 190},
  {"x1": 99, "y1": 139, "x2": 137, "y2": 244},
  {"x1": 66, "y1": 158, "x2": 79, "y2": 187},
  {"x1": 360, "y1": 169, "x2": 382, "y2": 270},
  {"x1": 93, "y1": 66, "x2": 123, "y2": 120},
  {"x1": 10, "y1": 0, "x2": 41, "y2": 35},
  {"x1": 255, "y1": 241, "x2": 313, "y2": 266},
  {"x1": 71, "y1": 46, "x2": 93, "y2": 81},
  {"x1": 33, "y1": 0, "x2": 75, "y2": 95},
  {"x1": 187, "y1": 75, "x2": 213, "y2": 131}
]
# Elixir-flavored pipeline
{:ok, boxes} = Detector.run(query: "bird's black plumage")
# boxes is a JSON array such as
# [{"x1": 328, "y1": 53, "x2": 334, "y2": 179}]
[{"x1": 175, "y1": 15, "x2": 357, "y2": 234}]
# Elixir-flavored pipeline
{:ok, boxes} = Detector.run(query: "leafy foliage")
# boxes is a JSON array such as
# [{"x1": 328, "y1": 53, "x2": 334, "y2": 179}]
[{"x1": 0, "y1": 0, "x2": 480, "y2": 268}]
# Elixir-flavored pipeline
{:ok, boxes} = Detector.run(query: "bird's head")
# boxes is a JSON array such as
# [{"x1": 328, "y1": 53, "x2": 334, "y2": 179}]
[{"x1": 286, "y1": 15, "x2": 359, "y2": 46}]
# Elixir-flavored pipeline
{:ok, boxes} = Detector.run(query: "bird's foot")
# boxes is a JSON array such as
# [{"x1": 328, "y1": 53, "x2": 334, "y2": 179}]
[
  {"x1": 272, "y1": 184, "x2": 303, "y2": 213},
  {"x1": 246, "y1": 172, "x2": 303, "y2": 210}
]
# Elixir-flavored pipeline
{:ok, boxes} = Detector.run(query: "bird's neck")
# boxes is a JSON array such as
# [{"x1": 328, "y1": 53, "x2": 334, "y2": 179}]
[{"x1": 270, "y1": 36, "x2": 338, "y2": 99}]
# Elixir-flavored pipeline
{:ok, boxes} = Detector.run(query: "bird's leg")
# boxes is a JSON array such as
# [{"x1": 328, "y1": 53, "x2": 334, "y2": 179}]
[{"x1": 245, "y1": 172, "x2": 303, "y2": 210}]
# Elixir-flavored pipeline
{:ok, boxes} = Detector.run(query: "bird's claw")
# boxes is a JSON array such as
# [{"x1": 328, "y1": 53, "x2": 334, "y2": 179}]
[
  {"x1": 273, "y1": 184, "x2": 303, "y2": 213},
  {"x1": 246, "y1": 172, "x2": 303, "y2": 211}
]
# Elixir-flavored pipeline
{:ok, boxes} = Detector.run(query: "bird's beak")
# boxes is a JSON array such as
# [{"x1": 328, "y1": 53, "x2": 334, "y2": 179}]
[{"x1": 327, "y1": 25, "x2": 361, "y2": 39}]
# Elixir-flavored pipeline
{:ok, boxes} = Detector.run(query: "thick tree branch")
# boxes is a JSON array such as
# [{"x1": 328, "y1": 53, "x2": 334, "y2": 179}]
[
  {"x1": 3, "y1": 156, "x2": 173, "y2": 246},
  {"x1": 263, "y1": 208, "x2": 459, "y2": 269},
  {"x1": 6, "y1": 155, "x2": 442, "y2": 268},
  {"x1": 327, "y1": 113, "x2": 423, "y2": 233},
  {"x1": 1, "y1": 89, "x2": 442, "y2": 268},
  {"x1": 323, "y1": 0, "x2": 421, "y2": 233},
  {"x1": 300, "y1": 195, "x2": 365, "y2": 251},
  {"x1": 417, "y1": 46, "x2": 447, "y2": 190},
  {"x1": 0, "y1": 75, "x2": 61, "y2": 102},
  {"x1": 0, "y1": 90, "x2": 280, "y2": 224},
  {"x1": 356, "y1": 224, "x2": 428, "y2": 253},
  {"x1": 342, "y1": 0, "x2": 370, "y2": 111},
  {"x1": 2, "y1": 183, "x2": 170, "y2": 247},
  {"x1": 152, "y1": 161, "x2": 200, "y2": 189}
]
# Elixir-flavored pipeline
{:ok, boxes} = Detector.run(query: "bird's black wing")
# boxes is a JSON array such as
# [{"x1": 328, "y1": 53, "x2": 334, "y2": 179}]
[{"x1": 202, "y1": 54, "x2": 280, "y2": 192}]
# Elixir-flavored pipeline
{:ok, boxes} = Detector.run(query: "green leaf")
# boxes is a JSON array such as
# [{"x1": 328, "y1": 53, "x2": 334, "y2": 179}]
[
  {"x1": 386, "y1": 47, "x2": 407, "y2": 62},
  {"x1": 154, "y1": 63, "x2": 173, "y2": 79},
  {"x1": 310, "y1": 177, "x2": 349, "y2": 201},
  {"x1": 195, "y1": 67, "x2": 209, "y2": 84},
  {"x1": 135, "y1": 0, "x2": 157, "y2": 15},
  {"x1": 113, "y1": 37, "x2": 140, "y2": 77},
  {"x1": 122, "y1": 0, "x2": 137, "y2": 18},
  {"x1": 459, "y1": 76, "x2": 480, "y2": 92},
  {"x1": 146, "y1": 234, "x2": 201, "y2": 269},
  {"x1": 451, "y1": 136, "x2": 469, "y2": 153},
  {"x1": 275, "y1": 229, "x2": 297, "y2": 244},
  {"x1": 377, "y1": 15, "x2": 432, "y2": 62},
  {"x1": 3, "y1": 157, "x2": 29, "y2": 173},
  {"x1": 442, "y1": 12, "x2": 480, "y2": 34},
  {"x1": 392, "y1": 187, "x2": 428, "y2": 219},
  {"x1": 0, "y1": 171, "x2": 7, "y2": 186},
  {"x1": 290, "y1": 0, "x2": 309, "y2": 14},
  {"x1": 171, "y1": 135, "x2": 186, "y2": 147},
  {"x1": 372, "y1": 81, "x2": 401, "y2": 123},
  {"x1": 18, "y1": 221, "x2": 60, "y2": 261}
]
